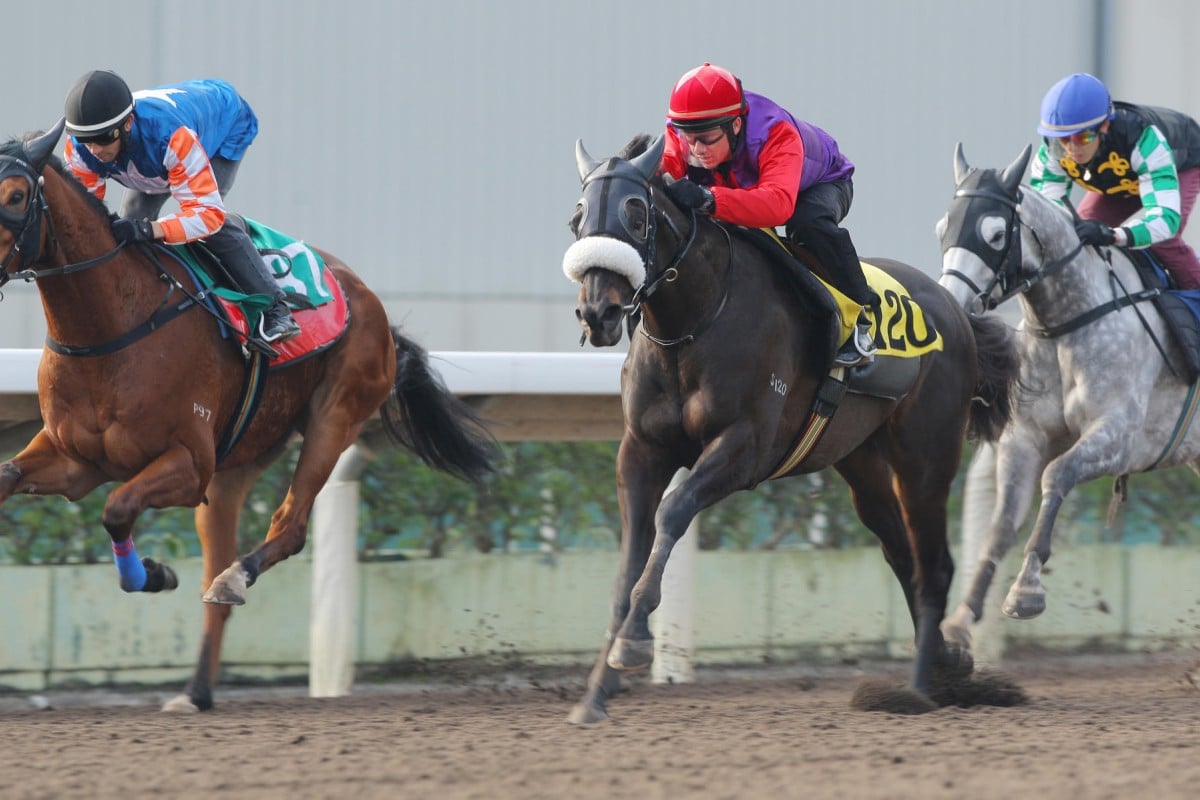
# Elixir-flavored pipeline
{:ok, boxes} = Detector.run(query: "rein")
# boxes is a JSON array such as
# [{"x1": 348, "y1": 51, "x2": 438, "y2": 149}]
[
  {"x1": 43, "y1": 245, "x2": 203, "y2": 357},
  {"x1": 631, "y1": 206, "x2": 734, "y2": 348}
]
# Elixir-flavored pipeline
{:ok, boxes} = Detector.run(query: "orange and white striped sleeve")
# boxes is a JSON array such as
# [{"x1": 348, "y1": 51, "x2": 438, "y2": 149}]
[
  {"x1": 156, "y1": 127, "x2": 226, "y2": 244},
  {"x1": 63, "y1": 138, "x2": 108, "y2": 201}
]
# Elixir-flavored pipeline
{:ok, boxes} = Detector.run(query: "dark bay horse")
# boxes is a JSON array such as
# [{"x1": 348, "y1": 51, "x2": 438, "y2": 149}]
[
  {"x1": 563, "y1": 135, "x2": 1020, "y2": 721},
  {"x1": 0, "y1": 122, "x2": 498, "y2": 711}
]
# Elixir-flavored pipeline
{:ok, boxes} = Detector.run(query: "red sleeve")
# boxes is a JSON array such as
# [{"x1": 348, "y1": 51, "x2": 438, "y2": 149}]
[
  {"x1": 659, "y1": 126, "x2": 689, "y2": 179},
  {"x1": 709, "y1": 122, "x2": 803, "y2": 228}
]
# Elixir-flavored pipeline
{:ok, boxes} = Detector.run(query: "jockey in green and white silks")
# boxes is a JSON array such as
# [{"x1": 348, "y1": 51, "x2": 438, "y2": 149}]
[{"x1": 1030, "y1": 72, "x2": 1200, "y2": 289}]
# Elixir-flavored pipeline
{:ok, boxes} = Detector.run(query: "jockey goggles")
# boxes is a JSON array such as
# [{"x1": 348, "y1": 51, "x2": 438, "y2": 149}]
[{"x1": 74, "y1": 126, "x2": 122, "y2": 145}]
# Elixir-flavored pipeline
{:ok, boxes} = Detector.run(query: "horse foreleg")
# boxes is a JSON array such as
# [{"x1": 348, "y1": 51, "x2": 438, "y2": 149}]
[
  {"x1": 608, "y1": 430, "x2": 750, "y2": 672},
  {"x1": 568, "y1": 438, "x2": 672, "y2": 724},
  {"x1": 1004, "y1": 434, "x2": 1127, "y2": 620},
  {"x1": 164, "y1": 464, "x2": 264, "y2": 712},
  {"x1": 101, "y1": 444, "x2": 210, "y2": 593},
  {"x1": 0, "y1": 429, "x2": 108, "y2": 503}
]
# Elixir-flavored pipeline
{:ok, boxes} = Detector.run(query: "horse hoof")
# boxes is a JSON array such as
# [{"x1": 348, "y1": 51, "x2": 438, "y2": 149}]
[
  {"x1": 939, "y1": 643, "x2": 975, "y2": 680},
  {"x1": 202, "y1": 562, "x2": 248, "y2": 605},
  {"x1": 161, "y1": 694, "x2": 201, "y2": 713},
  {"x1": 1002, "y1": 590, "x2": 1045, "y2": 620},
  {"x1": 939, "y1": 605, "x2": 975, "y2": 650},
  {"x1": 606, "y1": 637, "x2": 654, "y2": 671},
  {"x1": 566, "y1": 702, "x2": 608, "y2": 724}
]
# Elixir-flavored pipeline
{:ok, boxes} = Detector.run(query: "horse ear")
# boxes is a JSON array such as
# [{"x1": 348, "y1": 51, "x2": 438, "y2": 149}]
[
  {"x1": 629, "y1": 135, "x2": 665, "y2": 181},
  {"x1": 25, "y1": 118, "x2": 65, "y2": 170},
  {"x1": 575, "y1": 139, "x2": 602, "y2": 182},
  {"x1": 953, "y1": 142, "x2": 970, "y2": 185},
  {"x1": 1000, "y1": 144, "x2": 1033, "y2": 194}
]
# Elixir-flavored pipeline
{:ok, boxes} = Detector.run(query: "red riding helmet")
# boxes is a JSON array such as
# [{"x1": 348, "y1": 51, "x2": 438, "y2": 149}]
[{"x1": 667, "y1": 63, "x2": 746, "y2": 132}]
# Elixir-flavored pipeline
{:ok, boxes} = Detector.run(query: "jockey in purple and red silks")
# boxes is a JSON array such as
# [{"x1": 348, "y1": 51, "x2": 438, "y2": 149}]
[{"x1": 659, "y1": 62, "x2": 875, "y2": 366}]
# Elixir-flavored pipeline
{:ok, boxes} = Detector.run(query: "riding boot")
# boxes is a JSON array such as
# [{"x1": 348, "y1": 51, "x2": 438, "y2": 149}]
[
  {"x1": 205, "y1": 215, "x2": 301, "y2": 345},
  {"x1": 833, "y1": 308, "x2": 878, "y2": 367},
  {"x1": 827, "y1": 228, "x2": 876, "y2": 367}
]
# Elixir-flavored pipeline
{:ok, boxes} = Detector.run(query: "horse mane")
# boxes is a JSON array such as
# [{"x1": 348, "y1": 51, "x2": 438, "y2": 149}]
[
  {"x1": 619, "y1": 133, "x2": 653, "y2": 160},
  {"x1": 1, "y1": 133, "x2": 114, "y2": 221}
]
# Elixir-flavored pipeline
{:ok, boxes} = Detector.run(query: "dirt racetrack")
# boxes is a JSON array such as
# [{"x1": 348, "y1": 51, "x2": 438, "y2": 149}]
[{"x1": 1, "y1": 652, "x2": 1198, "y2": 800}]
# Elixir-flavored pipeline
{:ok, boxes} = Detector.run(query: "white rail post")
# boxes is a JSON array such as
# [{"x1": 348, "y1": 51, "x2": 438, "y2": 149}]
[
  {"x1": 651, "y1": 468, "x2": 697, "y2": 684},
  {"x1": 309, "y1": 444, "x2": 371, "y2": 697}
]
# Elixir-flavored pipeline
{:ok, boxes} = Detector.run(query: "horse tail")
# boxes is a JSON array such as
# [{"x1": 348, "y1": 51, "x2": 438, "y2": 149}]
[
  {"x1": 966, "y1": 313, "x2": 1019, "y2": 442},
  {"x1": 380, "y1": 327, "x2": 501, "y2": 484}
]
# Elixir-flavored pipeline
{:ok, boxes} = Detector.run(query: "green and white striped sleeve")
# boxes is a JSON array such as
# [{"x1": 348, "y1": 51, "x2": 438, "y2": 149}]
[
  {"x1": 1029, "y1": 141, "x2": 1072, "y2": 203},
  {"x1": 1125, "y1": 124, "x2": 1182, "y2": 247}
]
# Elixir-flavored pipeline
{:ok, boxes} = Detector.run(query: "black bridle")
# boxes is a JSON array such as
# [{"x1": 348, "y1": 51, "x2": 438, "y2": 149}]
[
  {"x1": 0, "y1": 153, "x2": 59, "y2": 283},
  {"x1": 0, "y1": 153, "x2": 243, "y2": 357},
  {"x1": 625, "y1": 190, "x2": 734, "y2": 347},
  {"x1": 945, "y1": 184, "x2": 1083, "y2": 311}
]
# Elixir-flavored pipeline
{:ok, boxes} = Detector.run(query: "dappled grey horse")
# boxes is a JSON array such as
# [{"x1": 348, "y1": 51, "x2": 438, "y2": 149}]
[{"x1": 936, "y1": 144, "x2": 1200, "y2": 651}]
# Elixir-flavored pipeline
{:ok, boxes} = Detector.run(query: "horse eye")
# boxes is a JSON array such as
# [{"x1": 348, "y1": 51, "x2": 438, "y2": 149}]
[
  {"x1": 5, "y1": 189, "x2": 25, "y2": 208},
  {"x1": 621, "y1": 198, "x2": 648, "y2": 241},
  {"x1": 568, "y1": 204, "x2": 583, "y2": 235},
  {"x1": 978, "y1": 216, "x2": 1007, "y2": 251}
]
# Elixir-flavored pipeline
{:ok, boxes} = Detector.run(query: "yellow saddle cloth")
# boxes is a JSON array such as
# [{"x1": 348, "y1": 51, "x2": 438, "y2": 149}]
[{"x1": 823, "y1": 262, "x2": 943, "y2": 358}]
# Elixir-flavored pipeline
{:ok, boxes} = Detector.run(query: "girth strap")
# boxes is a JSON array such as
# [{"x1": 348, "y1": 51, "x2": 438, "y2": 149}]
[
  {"x1": 766, "y1": 368, "x2": 848, "y2": 480},
  {"x1": 215, "y1": 350, "x2": 270, "y2": 464}
]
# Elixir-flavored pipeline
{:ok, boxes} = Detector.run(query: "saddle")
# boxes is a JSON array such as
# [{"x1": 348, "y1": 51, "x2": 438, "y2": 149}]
[
  {"x1": 168, "y1": 217, "x2": 349, "y2": 367},
  {"x1": 735, "y1": 227, "x2": 941, "y2": 400},
  {"x1": 1125, "y1": 249, "x2": 1200, "y2": 383}
]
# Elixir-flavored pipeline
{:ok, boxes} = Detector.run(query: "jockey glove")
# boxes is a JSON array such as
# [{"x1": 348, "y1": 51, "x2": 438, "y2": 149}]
[
  {"x1": 663, "y1": 179, "x2": 715, "y2": 213},
  {"x1": 111, "y1": 217, "x2": 155, "y2": 245},
  {"x1": 1075, "y1": 219, "x2": 1117, "y2": 246}
]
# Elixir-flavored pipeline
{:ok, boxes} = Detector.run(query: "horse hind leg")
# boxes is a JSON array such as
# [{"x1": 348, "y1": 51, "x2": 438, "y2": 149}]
[
  {"x1": 164, "y1": 462, "x2": 265, "y2": 712},
  {"x1": 204, "y1": 412, "x2": 363, "y2": 605}
]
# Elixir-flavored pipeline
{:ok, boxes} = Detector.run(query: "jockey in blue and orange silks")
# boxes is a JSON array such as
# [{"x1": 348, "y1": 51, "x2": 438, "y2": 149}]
[
  {"x1": 659, "y1": 62, "x2": 875, "y2": 366},
  {"x1": 62, "y1": 69, "x2": 300, "y2": 347}
]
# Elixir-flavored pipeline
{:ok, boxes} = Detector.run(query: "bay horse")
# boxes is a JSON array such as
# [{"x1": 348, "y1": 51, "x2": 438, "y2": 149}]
[
  {"x1": 563, "y1": 135, "x2": 1020, "y2": 721},
  {"x1": 0, "y1": 122, "x2": 498, "y2": 711},
  {"x1": 937, "y1": 144, "x2": 1200, "y2": 655}
]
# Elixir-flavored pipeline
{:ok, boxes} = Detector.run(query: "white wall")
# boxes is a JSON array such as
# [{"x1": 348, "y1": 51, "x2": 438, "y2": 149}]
[{"x1": 0, "y1": 0, "x2": 1113, "y2": 352}]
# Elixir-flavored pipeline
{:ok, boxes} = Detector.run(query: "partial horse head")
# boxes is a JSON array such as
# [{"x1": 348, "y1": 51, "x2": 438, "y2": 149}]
[
  {"x1": 938, "y1": 143, "x2": 1087, "y2": 316},
  {"x1": 936, "y1": 143, "x2": 1033, "y2": 314},
  {"x1": 564, "y1": 134, "x2": 664, "y2": 346},
  {"x1": 0, "y1": 120, "x2": 66, "y2": 280}
]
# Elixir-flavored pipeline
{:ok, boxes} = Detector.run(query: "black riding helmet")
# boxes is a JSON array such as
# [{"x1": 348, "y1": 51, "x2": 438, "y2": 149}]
[{"x1": 64, "y1": 70, "x2": 134, "y2": 141}]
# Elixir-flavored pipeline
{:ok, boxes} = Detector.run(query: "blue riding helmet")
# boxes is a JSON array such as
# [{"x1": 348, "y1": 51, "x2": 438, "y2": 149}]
[{"x1": 1037, "y1": 73, "x2": 1114, "y2": 137}]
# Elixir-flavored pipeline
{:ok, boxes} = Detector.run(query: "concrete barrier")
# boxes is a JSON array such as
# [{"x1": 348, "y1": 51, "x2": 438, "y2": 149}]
[{"x1": 2, "y1": 545, "x2": 1198, "y2": 691}]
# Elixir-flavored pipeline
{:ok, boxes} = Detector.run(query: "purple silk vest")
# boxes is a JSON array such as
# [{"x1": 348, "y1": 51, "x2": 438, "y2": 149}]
[{"x1": 686, "y1": 92, "x2": 854, "y2": 191}]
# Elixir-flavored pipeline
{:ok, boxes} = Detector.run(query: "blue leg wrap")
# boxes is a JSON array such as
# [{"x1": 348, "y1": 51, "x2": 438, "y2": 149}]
[{"x1": 113, "y1": 539, "x2": 146, "y2": 592}]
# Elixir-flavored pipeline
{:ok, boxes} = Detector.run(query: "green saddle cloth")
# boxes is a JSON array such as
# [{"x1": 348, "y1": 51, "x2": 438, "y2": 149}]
[{"x1": 170, "y1": 217, "x2": 335, "y2": 318}]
